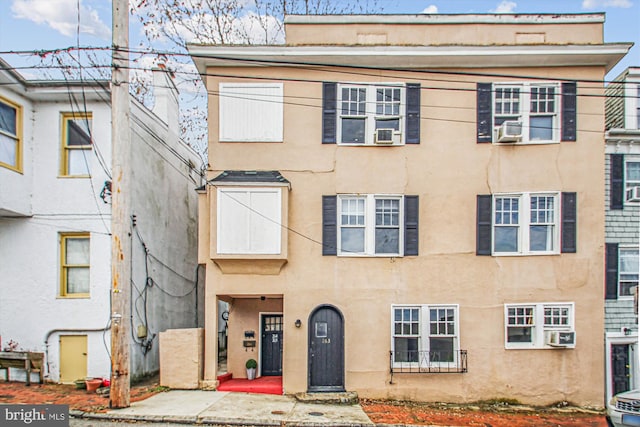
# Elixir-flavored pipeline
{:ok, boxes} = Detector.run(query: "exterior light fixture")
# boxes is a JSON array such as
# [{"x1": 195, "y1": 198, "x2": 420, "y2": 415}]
[{"x1": 295, "y1": 319, "x2": 302, "y2": 328}]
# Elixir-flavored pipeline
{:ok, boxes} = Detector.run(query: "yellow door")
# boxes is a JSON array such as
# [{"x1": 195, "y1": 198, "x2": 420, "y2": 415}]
[{"x1": 59, "y1": 335, "x2": 87, "y2": 384}]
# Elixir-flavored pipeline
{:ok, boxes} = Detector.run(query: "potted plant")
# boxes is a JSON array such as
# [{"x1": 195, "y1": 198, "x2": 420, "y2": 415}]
[{"x1": 246, "y1": 358, "x2": 257, "y2": 380}]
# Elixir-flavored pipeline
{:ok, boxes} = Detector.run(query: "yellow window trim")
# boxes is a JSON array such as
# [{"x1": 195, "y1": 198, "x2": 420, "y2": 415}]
[
  {"x1": 60, "y1": 112, "x2": 92, "y2": 177},
  {"x1": 60, "y1": 232, "x2": 90, "y2": 298},
  {"x1": 0, "y1": 95, "x2": 23, "y2": 173}
]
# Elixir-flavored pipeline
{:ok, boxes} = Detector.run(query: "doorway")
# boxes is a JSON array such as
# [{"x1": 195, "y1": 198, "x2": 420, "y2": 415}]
[
  {"x1": 308, "y1": 305, "x2": 344, "y2": 392},
  {"x1": 59, "y1": 335, "x2": 87, "y2": 384},
  {"x1": 261, "y1": 314, "x2": 283, "y2": 376}
]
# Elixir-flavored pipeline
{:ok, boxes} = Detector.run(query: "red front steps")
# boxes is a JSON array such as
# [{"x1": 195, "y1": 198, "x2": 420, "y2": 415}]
[{"x1": 216, "y1": 373, "x2": 283, "y2": 395}]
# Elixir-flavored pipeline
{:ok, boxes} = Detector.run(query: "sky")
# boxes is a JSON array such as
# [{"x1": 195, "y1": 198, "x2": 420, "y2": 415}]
[{"x1": 0, "y1": 0, "x2": 638, "y2": 80}]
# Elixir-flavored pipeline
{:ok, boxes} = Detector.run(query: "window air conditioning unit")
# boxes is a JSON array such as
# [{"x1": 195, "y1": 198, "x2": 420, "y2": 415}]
[
  {"x1": 545, "y1": 330, "x2": 576, "y2": 348},
  {"x1": 497, "y1": 121, "x2": 523, "y2": 143},
  {"x1": 626, "y1": 186, "x2": 640, "y2": 202},
  {"x1": 374, "y1": 128, "x2": 395, "y2": 144}
]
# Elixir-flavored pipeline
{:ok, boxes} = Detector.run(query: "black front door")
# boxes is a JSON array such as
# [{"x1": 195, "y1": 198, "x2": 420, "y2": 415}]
[
  {"x1": 261, "y1": 314, "x2": 283, "y2": 376},
  {"x1": 308, "y1": 305, "x2": 344, "y2": 392},
  {"x1": 612, "y1": 344, "x2": 631, "y2": 395}
]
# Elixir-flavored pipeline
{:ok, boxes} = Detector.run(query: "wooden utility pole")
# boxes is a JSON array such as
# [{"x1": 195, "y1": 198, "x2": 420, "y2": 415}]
[{"x1": 110, "y1": 0, "x2": 131, "y2": 409}]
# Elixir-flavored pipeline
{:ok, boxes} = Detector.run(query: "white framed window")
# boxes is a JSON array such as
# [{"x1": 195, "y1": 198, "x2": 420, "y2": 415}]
[
  {"x1": 338, "y1": 83, "x2": 405, "y2": 145},
  {"x1": 0, "y1": 96, "x2": 22, "y2": 172},
  {"x1": 391, "y1": 304, "x2": 459, "y2": 367},
  {"x1": 505, "y1": 302, "x2": 574, "y2": 349},
  {"x1": 217, "y1": 187, "x2": 282, "y2": 254},
  {"x1": 619, "y1": 247, "x2": 639, "y2": 298},
  {"x1": 493, "y1": 192, "x2": 560, "y2": 255},
  {"x1": 338, "y1": 194, "x2": 402, "y2": 256},
  {"x1": 493, "y1": 82, "x2": 560, "y2": 143},
  {"x1": 625, "y1": 160, "x2": 640, "y2": 204},
  {"x1": 219, "y1": 83, "x2": 283, "y2": 142}
]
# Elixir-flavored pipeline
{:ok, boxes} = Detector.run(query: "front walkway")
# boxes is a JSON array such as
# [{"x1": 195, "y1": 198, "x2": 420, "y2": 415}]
[{"x1": 99, "y1": 390, "x2": 374, "y2": 426}]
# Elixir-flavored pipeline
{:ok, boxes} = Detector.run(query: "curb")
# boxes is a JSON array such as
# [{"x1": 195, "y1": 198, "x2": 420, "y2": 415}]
[{"x1": 70, "y1": 410, "x2": 462, "y2": 427}]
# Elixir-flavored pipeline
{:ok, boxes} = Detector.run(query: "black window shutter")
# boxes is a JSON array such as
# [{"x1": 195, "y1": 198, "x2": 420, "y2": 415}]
[
  {"x1": 404, "y1": 195, "x2": 419, "y2": 255},
  {"x1": 561, "y1": 82, "x2": 577, "y2": 142},
  {"x1": 405, "y1": 83, "x2": 421, "y2": 144},
  {"x1": 477, "y1": 83, "x2": 493, "y2": 143},
  {"x1": 322, "y1": 82, "x2": 337, "y2": 144},
  {"x1": 476, "y1": 195, "x2": 492, "y2": 255},
  {"x1": 322, "y1": 195, "x2": 337, "y2": 255},
  {"x1": 611, "y1": 153, "x2": 624, "y2": 210},
  {"x1": 606, "y1": 243, "x2": 619, "y2": 300},
  {"x1": 561, "y1": 192, "x2": 577, "y2": 253}
]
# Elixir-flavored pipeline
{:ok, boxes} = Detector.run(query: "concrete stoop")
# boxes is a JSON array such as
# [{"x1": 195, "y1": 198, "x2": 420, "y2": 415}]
[{"x1": 294, "y1": 391, "x2": 359, "y2": 405}]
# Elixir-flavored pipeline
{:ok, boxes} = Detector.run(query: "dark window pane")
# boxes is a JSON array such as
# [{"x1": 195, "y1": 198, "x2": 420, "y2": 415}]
[
  {"x1": 375, "y1": 118, "x2": 400, "y2": 130},
  {"x1": 375, "y1": 228, "x2": 399, "y2": 254},
  {"x1": 429, "y1": 337, "x2": 454, "y2": 362},
  {"x1": 394, "y1": 337, "x2": 418, "y2": 362},
  {"x1": 507, "y1": 327, "x2": 532, "y2": 343},
  {"x1": 494, "y1": 227, "x2": 518, "y2": 252},
  {"x1": 341, "y1": 228, "x2": 364, "y2": 253},
  {"x1": 341, "y1": 118, "x2": 366, "y2": 143},
  {"x1": 67, "y1": 119, "x2": 92, "y2": 146},
  {"x1": 0, "y1": 102, "x2": 17, "y2": 134}
]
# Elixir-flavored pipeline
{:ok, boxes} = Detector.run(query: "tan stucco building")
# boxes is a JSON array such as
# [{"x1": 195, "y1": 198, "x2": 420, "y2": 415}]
[{"x1": 189, "y1": 14, "x2": 631, "y2": 406}]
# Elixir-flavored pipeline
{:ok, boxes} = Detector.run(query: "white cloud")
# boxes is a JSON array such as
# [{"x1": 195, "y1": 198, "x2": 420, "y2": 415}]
[
  {"x1": 491, "y1": 1, "x2": 517, "y2": 13},
  {"x1": 582, "y1": 0, "x2": 632, "y2": 8},
  {"x1": 11, "y1": 0, "x2": 111, "y2": 40},
  {"x1": 421, "y1": 5, "x2": 439, "y2": 13}
]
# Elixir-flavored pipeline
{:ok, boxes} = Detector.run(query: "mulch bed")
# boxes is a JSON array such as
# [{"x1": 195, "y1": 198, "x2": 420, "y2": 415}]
[
  {"x1": 0, "y1": 378, "x2": 162, "y2": 413},
  {"x1": 359, "y1": 399, "x2": 609, "y2": 427}
]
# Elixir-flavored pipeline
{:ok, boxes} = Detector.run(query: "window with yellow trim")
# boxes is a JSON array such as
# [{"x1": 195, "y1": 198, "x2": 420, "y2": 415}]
[
  {"x1": 0, "y1": 96, "x2": 22, "y2": 172},
  {"x1": 60, "y1": 233, "x2": 90, "y2": 297},
  {"x1": 61, "y1": 113, "x2": 92, "y2": 176}
]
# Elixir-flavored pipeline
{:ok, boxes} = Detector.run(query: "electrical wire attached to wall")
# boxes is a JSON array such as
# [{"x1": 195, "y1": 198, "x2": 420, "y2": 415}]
[{"x1": 129, "y1": 214, "x2": 200, "y2": 356}]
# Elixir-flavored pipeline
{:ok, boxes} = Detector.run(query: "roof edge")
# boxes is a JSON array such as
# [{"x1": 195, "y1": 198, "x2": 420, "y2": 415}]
[{"x1": 284, "y1": 13, "x2": 606, "y2": 25}]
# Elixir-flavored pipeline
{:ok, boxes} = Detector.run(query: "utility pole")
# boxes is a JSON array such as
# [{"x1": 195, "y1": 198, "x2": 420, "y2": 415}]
[{"x1": 110, "y1": 0, "x2": 131, "y2": 409}]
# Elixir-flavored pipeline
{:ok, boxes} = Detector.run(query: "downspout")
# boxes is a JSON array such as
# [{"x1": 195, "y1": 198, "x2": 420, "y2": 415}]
[{"x1": 43, "y1": 327, "x2": 110, "y2": 380}]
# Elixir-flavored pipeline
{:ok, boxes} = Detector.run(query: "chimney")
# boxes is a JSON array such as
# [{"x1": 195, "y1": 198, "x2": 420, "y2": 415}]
[{"x1": 152, "y1": 66, "x2": 179, "y2": 135}]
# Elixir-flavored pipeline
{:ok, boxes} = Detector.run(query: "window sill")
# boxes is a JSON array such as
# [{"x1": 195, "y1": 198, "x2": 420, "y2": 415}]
[
  {"x1": 213, "y1": 258, "x2": 287, "y2": 275},
  {"x1": 492, "y1": 252, "x2": 560, "y2": 257},
  {"x1": 492, "y1": 140, "x2": 560, "y2": 146},
  {"x1": 57, "y1": 294, "x2": 90, "y2": 299},
  {"x1": 338, "y1": 143, "x2": 404, "y2": 147},
  {"x1": 338, "y1": 253, "x2": 402, "y2": 258},
  {"x1": 58, "y1": 174, "x2": 90, "y2": 179}
]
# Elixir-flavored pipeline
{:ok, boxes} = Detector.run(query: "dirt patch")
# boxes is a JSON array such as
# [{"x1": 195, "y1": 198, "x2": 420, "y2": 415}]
[
  {"x1": 360, "y1": 399, "x2": 609, "y2": 427},
  {"x1": 0, "y1": 377, "x2": 163, "y2": 413}
]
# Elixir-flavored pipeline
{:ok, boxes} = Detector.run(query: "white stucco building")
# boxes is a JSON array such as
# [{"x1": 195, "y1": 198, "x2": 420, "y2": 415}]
[{"x1": 0, "y1": 58, "x2": 204, "y2": 383}]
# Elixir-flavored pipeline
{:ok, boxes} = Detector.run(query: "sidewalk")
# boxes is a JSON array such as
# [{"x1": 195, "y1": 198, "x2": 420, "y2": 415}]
[{"x1": 77, "y1": 390, "x2": 380, "y2": 426}]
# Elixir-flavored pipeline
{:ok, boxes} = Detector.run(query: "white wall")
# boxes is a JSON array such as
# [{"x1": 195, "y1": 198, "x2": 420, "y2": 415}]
[
  {"x1": 0, "y1": 86, "x2": 33, "y2": 216},
  {"x1": 0, "y1": 73, "x2": 203, "y2": 383},
  {"x1": 0, "y1": 96, "x2": 113, "y2": 382}
]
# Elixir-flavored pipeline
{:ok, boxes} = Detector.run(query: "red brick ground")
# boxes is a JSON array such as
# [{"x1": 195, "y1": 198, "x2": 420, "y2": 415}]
[
  {"x1": 0, "y1": 379, "x2": 161, "y2": 413},
  {"x1": 0, "y1": 379, "x2": 608, "y2": 426}
]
